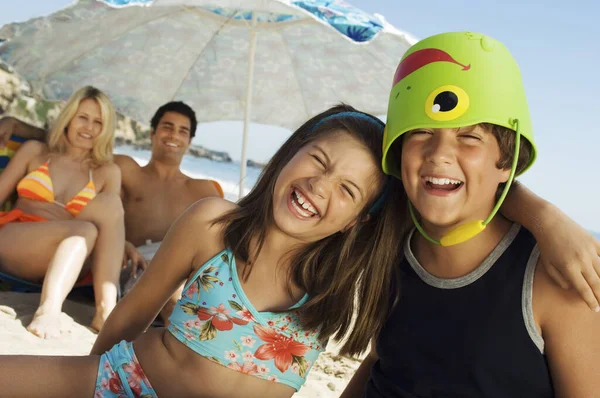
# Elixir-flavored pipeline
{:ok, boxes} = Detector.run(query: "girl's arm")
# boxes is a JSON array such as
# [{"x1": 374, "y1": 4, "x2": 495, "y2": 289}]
[
  {"x1": 0, "y1": 140, "x2": 43, "y2": 204},
  {"x1": 534, "y1": 262, "x2": 600, "y2": 397},
  {"x1": 502, "y1": 182, "x2": 600, "y2": 311},
  {"x1": 91, "y1": 197, "x2": 233, "y2": 354}
]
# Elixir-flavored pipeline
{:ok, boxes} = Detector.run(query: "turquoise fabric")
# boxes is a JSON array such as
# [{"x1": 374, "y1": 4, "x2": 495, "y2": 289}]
[
  {"x1": 95, "y1": 340, "x2": 157, "y2": 398},
  {"x1": 167, "y1": 249, "x2": 325, "y2": 390}
]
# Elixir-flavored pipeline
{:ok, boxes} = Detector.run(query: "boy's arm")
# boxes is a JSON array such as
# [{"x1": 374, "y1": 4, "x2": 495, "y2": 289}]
[
  {"x1": 0, "y1": 116, "x2": 46, "y2": 144},
  {"x1": 534, "y1": 262, "x2": 600, "y2": 397},
  {"x1": 340, "y1": 343, "x2": 378, "y2": 398},
  {"x1": 501, "y1": 182, "x2": 600, "y2": 311}
]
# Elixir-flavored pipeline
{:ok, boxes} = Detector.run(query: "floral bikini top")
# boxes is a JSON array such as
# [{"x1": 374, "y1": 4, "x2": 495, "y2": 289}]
[{"x1": 168, "y1": 249, "x2": 325, "y2": 391}]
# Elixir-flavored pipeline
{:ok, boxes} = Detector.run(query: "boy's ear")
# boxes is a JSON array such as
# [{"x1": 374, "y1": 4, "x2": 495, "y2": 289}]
[{"x1": 499, "y1": 167, "x2": 511, "y2": 183}]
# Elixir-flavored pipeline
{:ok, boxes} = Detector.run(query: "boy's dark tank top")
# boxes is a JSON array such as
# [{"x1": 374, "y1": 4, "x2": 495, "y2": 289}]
[{"x1": 365, "y1": 224, "x2": 554, "y2": 397}]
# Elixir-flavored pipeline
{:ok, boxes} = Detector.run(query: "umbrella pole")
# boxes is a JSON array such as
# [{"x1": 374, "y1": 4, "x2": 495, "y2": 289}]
[{"x1": 239, "y1": 13, "x2": 258, "y2": 200}]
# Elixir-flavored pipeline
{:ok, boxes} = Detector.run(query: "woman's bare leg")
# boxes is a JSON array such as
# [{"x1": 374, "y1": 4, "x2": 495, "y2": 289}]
[
  {"x1": 0, "y1": 220, "x2": 98, "y2": 338},
  {"x1": 76, "y1": 192, "x2": 125, "y2": 332},
  {"x1": 28, "y1": 233, "x2": 97, "y2": 339},
  {"x1": 0, "y1": 220, "x2": 97, "y2": 281},
  {"x1": 0, "y1": 354, "x2": 99, "y2": 398}
]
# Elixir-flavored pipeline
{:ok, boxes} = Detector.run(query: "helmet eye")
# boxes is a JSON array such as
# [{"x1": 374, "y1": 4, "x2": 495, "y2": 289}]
[
  {"x1": 425, "y1": 85, "x2": 469, "y2": 121},
  {"x1": 433, "y1": 91, "x2": 458, "y2": 112}
]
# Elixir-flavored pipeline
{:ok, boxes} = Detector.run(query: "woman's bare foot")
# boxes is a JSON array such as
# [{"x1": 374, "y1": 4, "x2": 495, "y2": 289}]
[
  {"x1": 89, "y1": 306, "x2": 112, "y2": 333},
  {"x1": 27, "y1": 310, "x2": 63, "y2": 339}
]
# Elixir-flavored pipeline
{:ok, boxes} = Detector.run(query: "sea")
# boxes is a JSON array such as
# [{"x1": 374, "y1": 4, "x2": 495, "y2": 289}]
[{"x1": 114, "y1": 145, "x2": 262, "y2": 201}]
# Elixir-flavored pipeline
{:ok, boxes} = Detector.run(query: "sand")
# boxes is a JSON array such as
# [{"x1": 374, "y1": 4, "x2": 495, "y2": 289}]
[{"x1": 0, "y1": 291, "x2": 360, "y2": 397}]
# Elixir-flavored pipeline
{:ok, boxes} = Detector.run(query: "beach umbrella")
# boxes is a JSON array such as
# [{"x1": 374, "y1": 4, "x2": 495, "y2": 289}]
[{"x1": 0, "y1": 0, "x2": 416, "y2": 198}]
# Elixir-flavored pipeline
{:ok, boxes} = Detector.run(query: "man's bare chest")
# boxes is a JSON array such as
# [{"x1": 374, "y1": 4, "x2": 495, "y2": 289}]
[{"x1": 123, "y1": 179, "x2": 198, "y2": 218}]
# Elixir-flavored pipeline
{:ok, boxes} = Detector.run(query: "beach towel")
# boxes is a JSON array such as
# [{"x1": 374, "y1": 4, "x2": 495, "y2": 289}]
[{"x1": 0, "y1": 135, "x2": 29, "y2": 211}]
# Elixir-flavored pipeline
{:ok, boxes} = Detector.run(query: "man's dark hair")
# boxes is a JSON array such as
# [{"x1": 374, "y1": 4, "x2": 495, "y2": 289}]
[{"x1": 150, "y1": 101, "x2": 197, "y2": 138}]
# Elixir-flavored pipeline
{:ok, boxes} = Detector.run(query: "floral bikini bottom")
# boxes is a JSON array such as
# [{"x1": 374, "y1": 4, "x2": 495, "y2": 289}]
[{"x1": 94, "y1": 340, "x2": 157, "y2": 398}]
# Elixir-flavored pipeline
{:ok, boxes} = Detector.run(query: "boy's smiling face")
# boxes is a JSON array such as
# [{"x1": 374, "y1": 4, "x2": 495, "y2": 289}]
[{"x1": 401, "y1": 124, "x2": 511, "y2": 233}]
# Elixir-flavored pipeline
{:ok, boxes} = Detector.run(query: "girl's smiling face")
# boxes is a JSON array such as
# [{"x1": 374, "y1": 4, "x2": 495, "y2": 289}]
[{"x1": 272, "y1": 130, "x2": 383, "y2": 243}]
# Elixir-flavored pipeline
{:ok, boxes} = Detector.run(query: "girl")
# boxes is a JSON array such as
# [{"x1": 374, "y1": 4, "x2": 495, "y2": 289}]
[
  {"x1": 0, "y1": 104, "x2": 406, "y2": 397},
  {"x1": 0, "y1": 86, "x2": 124, "y2": 338}
]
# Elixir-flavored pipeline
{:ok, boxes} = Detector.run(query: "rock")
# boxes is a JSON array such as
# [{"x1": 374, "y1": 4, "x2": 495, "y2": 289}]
[
  {"x1": 188, "y1": 145, "x2": 232, "y2": 162},
  {"x1": 246, "y1": 159, "x2": 265, "y2": 169}
]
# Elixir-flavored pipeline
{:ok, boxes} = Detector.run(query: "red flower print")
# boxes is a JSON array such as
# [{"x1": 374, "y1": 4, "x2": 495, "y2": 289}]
[
  {"x1": 185, "y1": 282, "x2": 199, "y2": 298},
  {"x1": 225, "y1": 350, "x2": 239, "y2": 361},
  {"x1": 197, "y1": 303, "x2": 249, "y2": 331},
  {"x1": 243, "y1": 351, "x2": 254, "y2": 362},
  {"x1": 241, "y1": 335, "x2": 256, "y2": 348},
  {"x1": 257, "y1": 363, "x2": 270, "y2": 374},
  {"x1": 108, "y1": 374, "x2": 126, "y2": 395},
  {"x1": 123, "y1": 360, "x2": 151, "y2": 397},
  {"x1": 236, "y1": 306, "x2": 256, "y2": 323},
  {"x1": 253, "y1": 325, "x2": 310, "y2": 373},
  {"x1": 227, "y1": 361, "x2": 258, "y2": 375}
]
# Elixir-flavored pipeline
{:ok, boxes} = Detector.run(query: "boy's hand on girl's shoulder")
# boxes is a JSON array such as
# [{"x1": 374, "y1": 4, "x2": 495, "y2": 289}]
[{"x1": 536, "y1": 208, "x2": 600, "y2": 312}]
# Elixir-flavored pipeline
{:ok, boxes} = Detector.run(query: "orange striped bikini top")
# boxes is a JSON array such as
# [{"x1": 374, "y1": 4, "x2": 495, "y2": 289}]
[{"x1": 16, "y1": 160, "x2": 96, "y2": 217}]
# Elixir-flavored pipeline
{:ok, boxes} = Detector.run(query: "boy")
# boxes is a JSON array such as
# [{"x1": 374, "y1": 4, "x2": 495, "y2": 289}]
[{"x1": 343, "y1": 32, "x2": 599, "y2": 397}]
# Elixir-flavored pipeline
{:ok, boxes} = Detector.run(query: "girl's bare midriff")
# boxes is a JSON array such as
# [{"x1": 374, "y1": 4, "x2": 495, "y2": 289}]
[{"x1": 134, "y1": 327, "x2": 296, "y2": 398}]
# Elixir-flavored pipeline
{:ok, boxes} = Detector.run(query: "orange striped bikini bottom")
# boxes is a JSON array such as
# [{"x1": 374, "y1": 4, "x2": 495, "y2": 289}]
[{"x1": 0, "y1": 208, "x2": 48, "y2": 225}]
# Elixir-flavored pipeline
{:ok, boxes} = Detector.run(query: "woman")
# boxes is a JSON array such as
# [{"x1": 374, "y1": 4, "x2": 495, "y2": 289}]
[{"x1": 0, "y1": 86, "x2": 124, "y2": 338}]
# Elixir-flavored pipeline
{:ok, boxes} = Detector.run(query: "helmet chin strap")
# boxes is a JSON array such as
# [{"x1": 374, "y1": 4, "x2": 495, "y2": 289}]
[{"x1": 409, "y1": 119, "x2": 521, "y2": 246}]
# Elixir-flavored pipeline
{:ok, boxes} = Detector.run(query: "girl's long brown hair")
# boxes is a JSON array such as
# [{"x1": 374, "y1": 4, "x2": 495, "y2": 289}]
[{"x1": 215, "y1": 104, "x2": 410, "y2": 356}]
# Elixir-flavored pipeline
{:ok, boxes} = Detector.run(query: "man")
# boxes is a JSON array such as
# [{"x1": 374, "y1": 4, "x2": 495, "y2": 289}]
[
  {"x1": 0, "y1": 101, "x2": 223, "y2": 323},
  {"x1": 116, "y1": 102, "x2": 223, "y2": 322}
]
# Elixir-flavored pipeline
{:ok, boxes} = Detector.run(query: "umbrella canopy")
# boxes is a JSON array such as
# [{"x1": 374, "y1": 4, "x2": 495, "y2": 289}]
[{"x1": 0, "y1": 0, "x2": 416, "y2": 197}]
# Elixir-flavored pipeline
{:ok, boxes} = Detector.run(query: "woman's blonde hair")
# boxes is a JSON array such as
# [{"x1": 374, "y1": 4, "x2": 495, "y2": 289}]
[{"x1": 47, "y1": 86, "x2": 116, "y2": 167}]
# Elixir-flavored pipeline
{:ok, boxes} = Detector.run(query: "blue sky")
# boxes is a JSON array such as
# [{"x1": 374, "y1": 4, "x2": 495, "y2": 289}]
[{"x1": 1, "y1": 0, "x2": 598, "y2": 231}]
